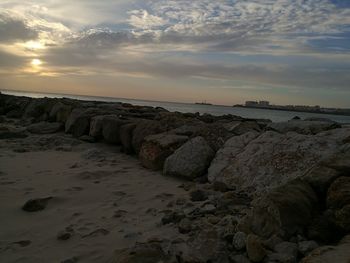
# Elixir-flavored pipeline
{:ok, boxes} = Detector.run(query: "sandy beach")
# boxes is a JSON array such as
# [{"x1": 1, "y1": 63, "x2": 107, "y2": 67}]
[{"x1": 0, "y1": 132, "x2": 188, "y2": 263}]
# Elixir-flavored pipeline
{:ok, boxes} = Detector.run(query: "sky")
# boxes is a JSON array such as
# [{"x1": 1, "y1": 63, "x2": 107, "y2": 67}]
[{"x1": 0, "y1": 0, "x2": 350, "y2": 107}]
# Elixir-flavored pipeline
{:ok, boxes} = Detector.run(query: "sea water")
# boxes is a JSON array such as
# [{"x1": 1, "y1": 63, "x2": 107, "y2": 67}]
[{"x1": 2, "y1": 90, "x2": 350, "y2": 123}]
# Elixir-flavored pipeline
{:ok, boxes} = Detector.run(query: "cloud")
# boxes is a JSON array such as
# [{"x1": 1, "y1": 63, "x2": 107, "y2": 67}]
[{"x1": 0, "y1": 12, "x2": 38, "y2": 43}]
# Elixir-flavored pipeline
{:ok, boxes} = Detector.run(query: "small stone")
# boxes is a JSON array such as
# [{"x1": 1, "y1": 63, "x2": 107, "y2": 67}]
[
  {"x1": 57, "y1": 231, "x2": 72, "y2": 241},
  {"x1": 22, "y1": 197, "x2": 53, "y2": 212},
  {"x1": 190, "y1": 189, "x2": 208, "y2": 202},
  {"x1": 201, "y1": 203, "x2": 216, "y2": 214},
  {"x1": 212, "y1": 181, "x2": 229, "y2": 192},
  {"x1": 246, "y1": 234, "x2": 266, "y2": 262},
  {"x1": 61, "y1": 257, "x2": 78, "y2": 263},
  {"x1": 161, "y1": 211, "x2": 185, "y2": 225},
  {"x1": 233, "y1": 232, "x2": 247, "y2": 250},
  {"x1": 178, "y1": 218, "x2": 192, "y2": 234},
  {"x1": 12, "y1": 240, "x2": 31, "y2": 247},
  {"x1": 298, "y1": 240, "x2": 319, "y2": 256}
]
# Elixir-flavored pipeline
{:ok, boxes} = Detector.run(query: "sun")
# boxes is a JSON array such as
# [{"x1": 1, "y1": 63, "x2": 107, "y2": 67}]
[{"x1": 31, "y1": 59, "x2": 42, "y2": 66}]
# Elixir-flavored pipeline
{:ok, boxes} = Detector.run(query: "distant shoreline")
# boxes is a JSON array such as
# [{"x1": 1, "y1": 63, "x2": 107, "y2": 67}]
[{"x1": 234, "y1": 105, "x2": 350, "y2": 117}]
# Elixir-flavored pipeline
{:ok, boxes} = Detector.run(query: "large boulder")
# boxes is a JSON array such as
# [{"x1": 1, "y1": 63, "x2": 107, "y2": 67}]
[
  {"x1": 27, "y1": 122, "x2": 63, "y2": 134},
  {"x1": 119, "y1": 122, "x2": 137, "y2": 154},
  {"x1": 139, "y1": 133, "x2": 188, "y2": 170},
  {"x1": 326, "y1": 176, "x2": 350, "y2": 232},
  {"x1": 266, "y1": 120, "x2": 340, "y2": 135},
  {"x1": 223, "y1": 121, "x2": 261, "y2": 135},
  {"x1": 208, "y1": 129, "x2": 350, "y2": 194},
  {"x1": 23, "y1": 98, "x2": 57, "y2": 121},
  {"x1": 101, "y1": 116, "x2": 128, "y2": 144},
  {"x1": 301, "y1": 235, "x2": 350, "y2": 263},
  {"x1": 89, "y1": 115, "x2": 106, "y2": 139},
  {"x1": 132, "y1": 120, "x2": 165, "y2": 153},
  {"x1": 164, "y1": 136, "x2": 215, "y2": 179},
  {"x1": 49, "y1": 102, "x2": 72, "y2": 123},
  {"x1": 240, "y1": 180, "x2": 319, "y2": 239},
  {"x1": 65, "y1": 108, "x2": 106, "y2": 138}
]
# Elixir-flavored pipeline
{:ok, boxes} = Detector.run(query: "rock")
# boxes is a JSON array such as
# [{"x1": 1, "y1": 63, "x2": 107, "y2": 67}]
[
  {"x1": 57, "y1": 230, "x2": 72, "y2": 241},
  {"x1": 27, "y1": 122, "x2": 63, "y2": 134},
  {"x1": 208, "y1": 129, "x2": 350, "y2": 194},
  {"x1": 161, "y1": 211, "x2": 185, "y2": 225},
  {"x1": 89, "y1": 115, "x2": 106, "y2": 138},
  {"x1": 49, "y1": 102, "x2": 72, "y2": 123},
  {"x1": 298, "y1": 241, "x2": 319, "y2": 256},
  {"x1": 23, "y1": 98, "x2": 56, "y2": 121},
  {"x1": 139, "y1": 133, "x2": 188, "y2": 170},
  {"x1": 246, "y1": 234, "x2": 266, "y2": 262},
  {"x1": 65, "y1": 108, "x2": 89, "y2": 137},
  {"x1": 212, "y1": 181, "x2": 230, "y2": 192},
  {"x1": 266, "y1": 120, "x2": 340, "y2": 135},
  {"x1": 22, "y1": 197, "x2": 53, "y2": 212},
  {"x1": 119, "y1": 122, "x2": 137, "y2": 154},
  {"x1": 132, "y1": 120, "x2": 165, "y2": 153},
  {"x1": 242, "y1": 180, "x2": 318, "y2": 239},
  {"x1": 307, "y1": 210, "x2": 343, "y2": 243},
  {"x1": 190, "y1": 189, "x2": 208, "y2": 202},
  {"x1": 303, "y1": 166, "x2": 340, "y2": 198},
  {"x1": 113, "y1": 241, "x2": 170, "y2": 263},
  {"x1": 301, "y1": 235, "x2": 350, "y2": 263},
  {"x1": 163, "y1": 137, "x2": 214, "y2": 179},
  {"x1": 232, "y1": 231, "x2": 247, "y2": 250},
  {"x1": 178, "y1": 218, "x2": 192, "y2": 234},
  {"x1": 101, "y1": 116, "x2": 128, "y2": 144},
  {"x1": 224, "y1": 121, "x2": 261, "y2": 135},
  {"x1": 269, "y1": 242, "x2": 298, "y2": 263},
  {"x1": 326, "y1": 176, "x2": 350, "y2": 232}
]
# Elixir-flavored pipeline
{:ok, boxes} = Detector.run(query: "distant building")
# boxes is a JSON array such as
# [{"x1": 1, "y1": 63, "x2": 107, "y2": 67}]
[
  {"x1": 245, "y1": 101, "x2": 258, "y2": 107},
  {"x1": 259, "y1": 101, "x2": 270, "y2": 106}
]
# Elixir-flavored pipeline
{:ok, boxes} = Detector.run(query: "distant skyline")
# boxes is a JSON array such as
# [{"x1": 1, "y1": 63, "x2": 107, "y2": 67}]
[{"x1": 1, "y1": 0, "x2": 350, "y2": 107}]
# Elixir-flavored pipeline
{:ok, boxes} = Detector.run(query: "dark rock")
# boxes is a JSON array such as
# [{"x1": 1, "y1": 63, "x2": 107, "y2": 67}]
[
  {"x1": 23, "y1": 98, "x2": 56, "y2": 121},
  {"x1": 223, "y1": 121, "x2": 261, "y2": 135},
  {"x1": 298, "y1": 240, "x2": 319, "y2": 256},
  {"x1": 190, "y1": 189, "x2": 208, "y2": 202},
  {"x1": 301, "y1": 235, "x2": 350, "y2": 263},
  {"x1": 27, "y1": 121, "x2": 63, "y2": 134},
  {"x1": 139, "y1": 133, "x2": 188, "y2": 170},
  {"x1": 132, "y1": 120, "x2": 165, "y2": 154},
  {"x1": 303, "y1": 166, "x2": 340, "y2": 198},
  {"x1": 232, "y1": 231, "x2": 247, "y2": 250},
  {"x1": 49, "y1": 102, "x2": 72, "y2": 123},
  {"x1": 161, "y1": 211, "x2": 185, "y2": 225},
  {"x1": 102, "y1": 116, "x2": 128, "y2": 144},
  {"x1": 178, "y1": 218, "x2": 192, "y2": 234},
  {"x1": 22, "y1": 197, "x2": 53, "y2": 212},
  {"x1": 119, "y1": 122, "x2": 137, "y2": 154},
  {"x1": 243, "y1": 180, "x2": 319, "y2": 239},
  {"x1": 57, "y1": 230, "x2": 72, "y2": 241},
  {"x1": 113, "y1": 240, "x2": 170, "y2": 263},
  {"x1": 326, "y1": 176, "x2": 350, "y2": 232},
  {"x1": 163, "y1": 136, "x2": 215, "y2": 179},
  {"x1": 246, "y1": 234, "x2": 266, "y2": 262}
]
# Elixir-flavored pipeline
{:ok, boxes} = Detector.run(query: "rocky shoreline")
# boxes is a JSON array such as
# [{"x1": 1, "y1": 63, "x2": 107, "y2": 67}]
[{"x1": 0, "y1": 92, "x2": 349, "y2": 263}]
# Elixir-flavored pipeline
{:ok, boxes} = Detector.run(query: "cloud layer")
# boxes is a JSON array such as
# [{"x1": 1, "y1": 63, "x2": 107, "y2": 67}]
[{"x1": 0, "y1": 0, "x2": 349, "y2": 106}]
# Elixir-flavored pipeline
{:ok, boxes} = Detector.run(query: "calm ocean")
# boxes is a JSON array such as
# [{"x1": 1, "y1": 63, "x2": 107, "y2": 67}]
[{"x1": 2, "y1": 90, "x2": 350, "y2": 123}]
